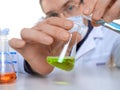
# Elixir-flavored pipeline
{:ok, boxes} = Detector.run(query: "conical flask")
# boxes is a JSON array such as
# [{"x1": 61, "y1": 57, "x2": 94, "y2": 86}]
[
  {"x1": 47, "y1": 34, "x2": 75, "y2": 71},
  {"x1": 47, "y1": 16, "x2": 88, "y2": 71},
  {"x1": 0, "y1": 28, "x2": 16, "y2": 84},
  {"x1": 47, "y1": 23, "x2": 82, "y2": 71}
]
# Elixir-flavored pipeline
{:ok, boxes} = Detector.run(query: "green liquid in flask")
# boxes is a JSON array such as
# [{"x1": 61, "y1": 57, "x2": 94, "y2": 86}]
[{"x1": 47, "y1": 56, "x2": 75, "y2": 71}]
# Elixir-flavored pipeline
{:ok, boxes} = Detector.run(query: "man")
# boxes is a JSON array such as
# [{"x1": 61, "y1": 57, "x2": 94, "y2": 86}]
[{"x1": 9, "y1": 0, "x2": 120, "y2": 75}]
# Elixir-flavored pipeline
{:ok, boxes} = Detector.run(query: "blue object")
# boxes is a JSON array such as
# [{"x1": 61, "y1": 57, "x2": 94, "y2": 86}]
[
  {"x1": 0, "y1": 28, "x2": 9, "y2": 35},
  {"x1": 96, "y1": 19, "x2": 120, "y2": 31},
  {"x1": 104, "y1": 22, "x2": 120, "y2": 31},
  {"x1": 82, "y1": 15, "x2": 120, "y2": 32},
  {"x1": 10, "y1": 52, "x2": 17, "y2": 54}
]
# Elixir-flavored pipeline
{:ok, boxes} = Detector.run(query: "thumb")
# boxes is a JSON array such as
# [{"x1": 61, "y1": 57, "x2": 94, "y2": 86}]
[{"x1": 9, "y1": 38, "x2": 26, "y2": 50}]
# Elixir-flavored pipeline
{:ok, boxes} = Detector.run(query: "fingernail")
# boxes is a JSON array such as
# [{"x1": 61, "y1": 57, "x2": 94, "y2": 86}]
[
  {"x1": 84, "y1": 7, "x2": 90, "y2": 14},
  {"x1": 64, "y1": 21, "x2": 73, "y2": 28},
  {"x1": 12, "y1": 39, "x2": 25, "y2": 48},
  {"x1": 92, "y1": 12, "x2": 101, "y2": 20},
  {"x1": 62, "y1": 32, "x2": 70, "y2": 41},
  {"x1": 104, "y1": 16, "x2": 113, "y2": 23}
]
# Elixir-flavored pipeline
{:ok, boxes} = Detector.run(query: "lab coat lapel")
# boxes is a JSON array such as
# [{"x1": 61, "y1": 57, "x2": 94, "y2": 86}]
[{"x1": 76, "y1": 26, "x2": 103, "y2": 59}]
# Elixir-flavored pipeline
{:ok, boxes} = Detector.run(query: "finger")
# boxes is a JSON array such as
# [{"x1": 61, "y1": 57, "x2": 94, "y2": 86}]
[
  {"x1": 91, "y1": 21, "x2": 100, "y2": 26},
  {"x1": 45, "y1": 17, "x2": 73, "y2": 30},
  {"x1": 9, "y1": 38, "x2": 26, "y2": 49},
  {"x1": 103, "y1": 1, "x2": 120, "y2": 22},
  {"x1": 92, "y1": 0, "x2": 111, "y2": 21},
  {"x1": 35, "y1": 23, "x2": 70, "y2": 41},
  {"x1": 83, "y1": 0, "x2": 97, "y2": 15},
  {"x1": 9, "y1": 38, "x2": 26, "y2": 54},
  {"x1": 21, "y1": 28, "x2": 54, "y2": 45}
]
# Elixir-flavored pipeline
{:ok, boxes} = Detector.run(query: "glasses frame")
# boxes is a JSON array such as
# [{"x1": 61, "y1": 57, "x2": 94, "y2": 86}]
[{"x1": 46, "y1": 1, "x2": 81, "y2": 18}]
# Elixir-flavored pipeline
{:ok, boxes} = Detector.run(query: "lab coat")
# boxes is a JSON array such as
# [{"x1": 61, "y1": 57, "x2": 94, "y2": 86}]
[
  {"x1": 17, "y1": 26, "x2": 120, "y2": 74},
  {"x1": 75, "y1": 26, "x2": 120, "y2": 67}
]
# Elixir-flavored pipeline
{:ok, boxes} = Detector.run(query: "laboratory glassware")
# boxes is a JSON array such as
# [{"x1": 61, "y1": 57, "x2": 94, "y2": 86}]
[
  {"x1": 82, "y1": 15, "x2": 120, "y2": 32},
  {"x1": 0, "y1": 28, "x2": 17, "y2": 84},
  {"x1": 46, "y1": 14, "x2": 120, "y2": 71},
  {"x1": 47, "y1": 19, "x2": 87, "y2": 71},
  {"x1": 47, "y1": 33, "x2": 75, "y2": 71}
]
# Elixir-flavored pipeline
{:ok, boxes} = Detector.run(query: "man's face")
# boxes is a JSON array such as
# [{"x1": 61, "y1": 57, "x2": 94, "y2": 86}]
[{"x1": 41, "y1": 0, "x2": 83, "y2": 18}]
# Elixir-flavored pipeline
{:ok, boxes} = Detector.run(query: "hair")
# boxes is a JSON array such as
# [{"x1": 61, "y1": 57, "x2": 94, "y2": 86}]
[
  {"x1": 39, "y1": 0, "x2": 42, "y2": 7},
  {"x1": 39, "y1": 0, "x2": 42, "y2": 5},
  {"x1": 81, "y1": 0, "x2": 84, "y2": 3},
  {"x1": 39, "y1": 0, "x2": 44, "y2": 12}
]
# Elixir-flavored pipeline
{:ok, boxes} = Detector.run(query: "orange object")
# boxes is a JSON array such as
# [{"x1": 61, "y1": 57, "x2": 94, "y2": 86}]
[{"x1": 0, "y1": 72, "x2": 17, "y2": 84}]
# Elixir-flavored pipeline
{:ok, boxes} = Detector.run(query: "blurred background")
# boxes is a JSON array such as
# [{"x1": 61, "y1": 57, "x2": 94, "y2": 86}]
[
  {"x1": 0, "y1": 0, "x2": 44, "y2": 39},
  {"x1": 0, "y1": 0, "x2": 120, "y2": 39}
]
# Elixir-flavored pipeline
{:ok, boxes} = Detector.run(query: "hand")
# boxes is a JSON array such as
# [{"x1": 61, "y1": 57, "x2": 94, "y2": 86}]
[
  {"x1": 9, "y1": 17, "x2": 80, "y2": 75},
  {"x1": 83, "y1": 0, "x2": 120, "y2": 22}
]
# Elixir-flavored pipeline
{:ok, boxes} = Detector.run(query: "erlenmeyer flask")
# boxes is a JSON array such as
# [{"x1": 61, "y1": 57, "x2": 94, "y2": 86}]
[
  {"x1": 0, "y1": 28, "x2": 16, "y2": 84},
  {"x1": 47, "y1": 16, "x2": 88, "y2": 71},
  {"x1": 47, "y1": 23, "x2": 82, "y2": 71},
  {"x1": 47, "y1": 35, "x2": 74, "y2": 71}
]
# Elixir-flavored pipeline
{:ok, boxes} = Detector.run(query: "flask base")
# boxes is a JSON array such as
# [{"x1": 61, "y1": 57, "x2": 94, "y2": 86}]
[
  {"x1": 0, "y1": 72, "x2": 17, "y2": 84},
  {"x1": 47, "y1": 56, "x2": 75, "y2": 71}
]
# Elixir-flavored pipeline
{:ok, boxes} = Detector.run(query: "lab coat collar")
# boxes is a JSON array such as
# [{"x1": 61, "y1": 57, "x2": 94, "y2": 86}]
[{"x1": 76, "y1": 26, "x2": 104, "y2": 59}]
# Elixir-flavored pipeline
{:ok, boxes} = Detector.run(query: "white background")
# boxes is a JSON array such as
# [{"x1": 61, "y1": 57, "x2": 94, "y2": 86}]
[
  {"x1": 0, "y1": 0, "x2": 44, "y2": 39},
  {"x1": 0, "y1": 0, "x2": 120, "y2": 39}
]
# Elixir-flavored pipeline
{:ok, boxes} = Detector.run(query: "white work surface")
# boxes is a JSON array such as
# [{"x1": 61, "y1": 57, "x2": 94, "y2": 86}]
[{"x1": 0, "y1": 66, "x2": 120, "y2": 90}]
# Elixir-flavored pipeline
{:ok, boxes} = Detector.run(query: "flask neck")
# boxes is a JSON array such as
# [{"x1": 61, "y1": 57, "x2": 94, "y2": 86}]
[{"x1": 0, "y1": 35, "x2": 9, "y2": 52}]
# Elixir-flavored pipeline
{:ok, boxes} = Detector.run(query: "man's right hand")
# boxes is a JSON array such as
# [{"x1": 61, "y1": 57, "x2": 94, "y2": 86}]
[{"x1": 9, "y1": 17, "x2": 76, "y2": 75}]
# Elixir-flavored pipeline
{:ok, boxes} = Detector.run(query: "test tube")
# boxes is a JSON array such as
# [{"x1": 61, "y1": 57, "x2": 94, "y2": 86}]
[{"x1": 82, "y1": 15, "x2": 120, "y2": 32}]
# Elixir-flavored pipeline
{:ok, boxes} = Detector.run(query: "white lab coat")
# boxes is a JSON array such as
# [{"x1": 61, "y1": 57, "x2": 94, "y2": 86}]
[
  {"x1": 17, "y1": 26, "x2": 120, "y2": 74},
  {"x1": 75, "y1": 26, "x2": 120, "y2": 67},
  {"x1": 47, "y1": 26, "x2": 120, "y2": 77}
]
